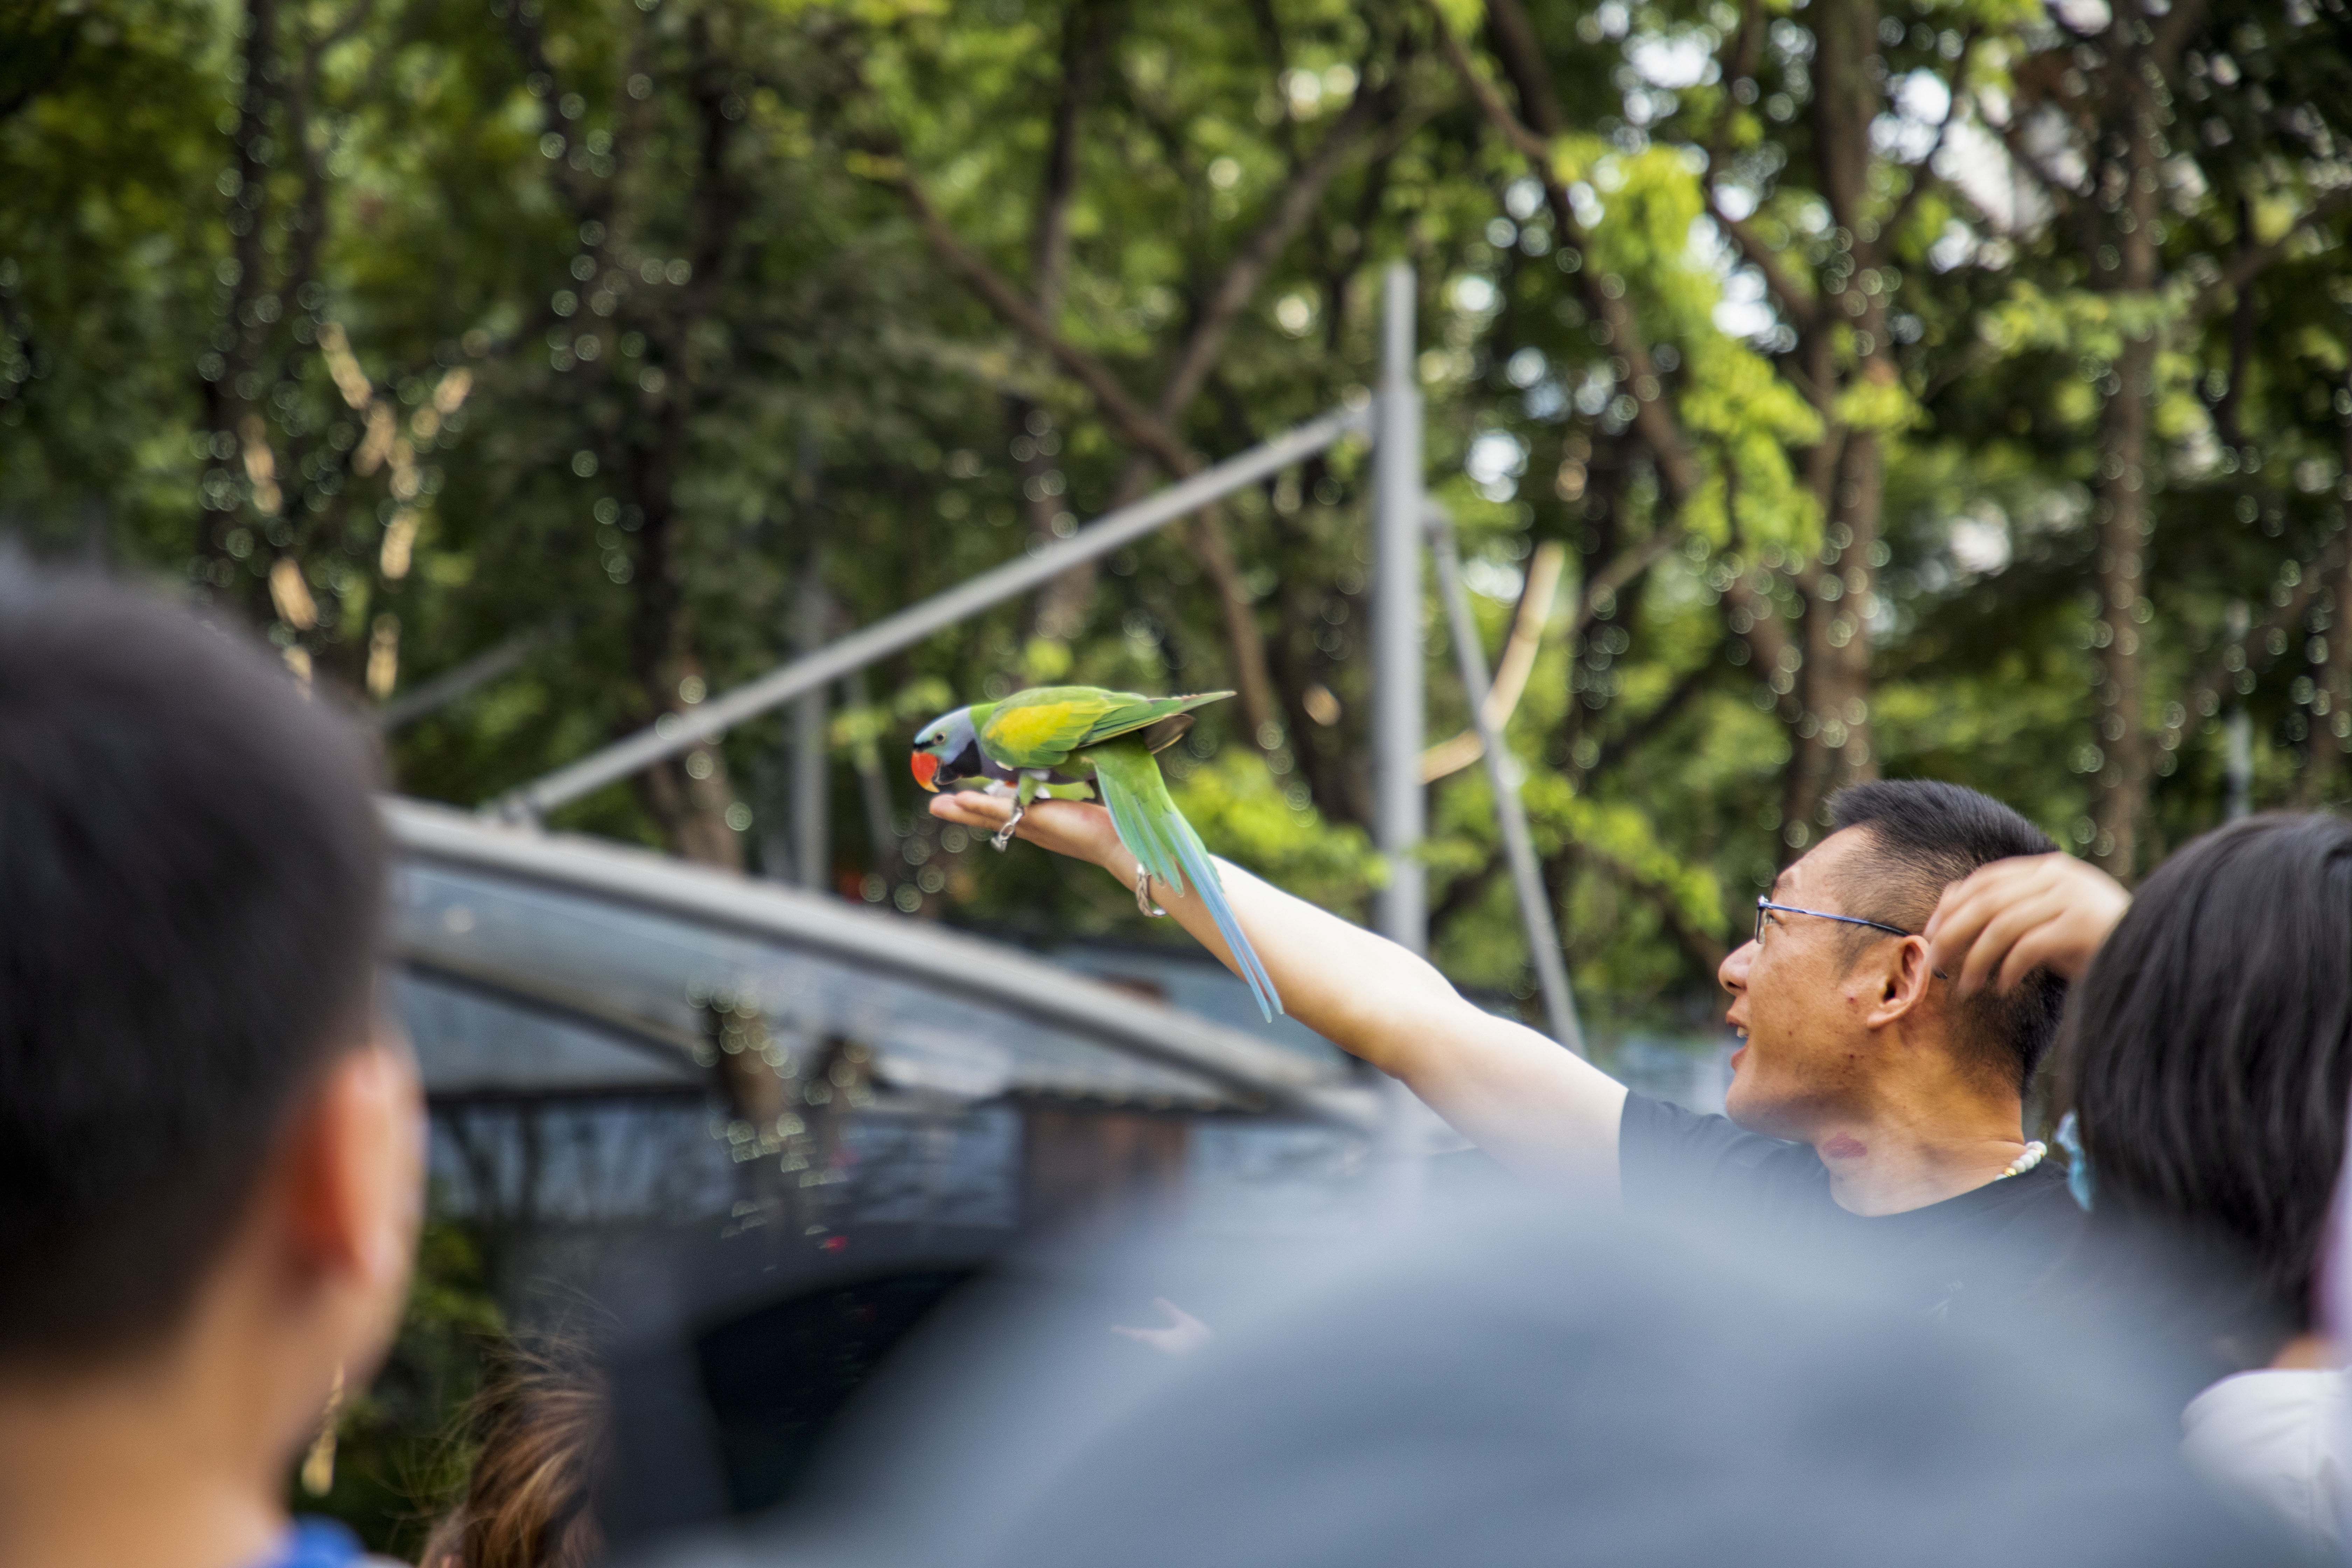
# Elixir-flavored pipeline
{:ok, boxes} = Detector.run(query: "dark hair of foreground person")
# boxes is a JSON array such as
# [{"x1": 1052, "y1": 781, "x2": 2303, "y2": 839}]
[
  {"x1": 2060, "y1": 810, "x2": 2352, "y2": 1364},
  {"x1": 646, "y1": 1195, "x2": 2308, "y2": 1568},
  {"x1": 0, "y1": 572, "x2": 387, "y2": 1360}
]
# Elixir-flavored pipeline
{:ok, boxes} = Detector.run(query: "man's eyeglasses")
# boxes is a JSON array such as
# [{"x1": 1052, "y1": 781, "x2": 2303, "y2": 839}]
[{"x1": 1754, "y1": 897, "x2": 1950, "y2": 979}]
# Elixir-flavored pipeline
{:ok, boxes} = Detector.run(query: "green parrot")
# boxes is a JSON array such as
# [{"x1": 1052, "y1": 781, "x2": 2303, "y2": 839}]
[{"x1": 911, "y1": 685, "x2": 1281, "y2": 1020}]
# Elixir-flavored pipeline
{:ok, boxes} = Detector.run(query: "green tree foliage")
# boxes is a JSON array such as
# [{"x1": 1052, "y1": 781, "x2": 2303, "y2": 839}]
[{"x1": 4, "y1": 0, "x2": 2350, "y2": 1029}]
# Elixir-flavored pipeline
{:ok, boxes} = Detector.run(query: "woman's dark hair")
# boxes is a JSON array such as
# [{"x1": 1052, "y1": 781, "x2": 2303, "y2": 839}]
[
  {"x1": 2059, "y1": 811, "x2": 2352, "y2": 1358},
  {"x1": 422, "y1": 1338, "x2": 609, "y2": 1568}
]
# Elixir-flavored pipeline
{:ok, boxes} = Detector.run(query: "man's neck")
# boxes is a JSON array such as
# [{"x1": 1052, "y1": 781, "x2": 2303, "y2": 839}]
[
  {"x1": 0, "y1": 1339, "x2": 290, "y2": 1568},
  {"x1": 1810, "y1": 1093, "x2": 2029, "y2": 1218}
]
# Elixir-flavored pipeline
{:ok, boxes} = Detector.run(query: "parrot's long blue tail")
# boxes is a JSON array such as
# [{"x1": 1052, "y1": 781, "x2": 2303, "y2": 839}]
[{"x1": 1091, "y1": 744, "x2": 1283, "y2": 1022}]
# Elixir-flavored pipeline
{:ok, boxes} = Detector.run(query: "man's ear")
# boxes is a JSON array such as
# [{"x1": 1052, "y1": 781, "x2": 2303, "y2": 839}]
[
  {"x1": 279, "y1": 1028, "x2": 425, "y2": 1325},
  {"x1": 1862, "y1": 937, "x2": 1936, "y2": 1030}
]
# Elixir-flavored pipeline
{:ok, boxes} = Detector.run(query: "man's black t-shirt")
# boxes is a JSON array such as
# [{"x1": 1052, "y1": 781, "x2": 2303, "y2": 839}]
[{"x1": 1617, "y1": 1092, "x2": 2086, "y2": 1321}]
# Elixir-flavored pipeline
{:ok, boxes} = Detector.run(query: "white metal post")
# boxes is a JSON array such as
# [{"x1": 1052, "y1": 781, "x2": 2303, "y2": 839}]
[
  {"x1": 1372, "y1": 263, "x2": 1427, "y2": 955},
  {"x1": 789, "y1": 567, "x2": 830, "y2": 892},
  {"x1": 1429, "y1": 505, "x2": 1586, "y2": 1056}
]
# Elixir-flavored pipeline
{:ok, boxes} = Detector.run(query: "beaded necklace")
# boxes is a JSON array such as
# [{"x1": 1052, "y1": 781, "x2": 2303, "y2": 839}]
[{"x1": 1994, "y1": 1140, "x2": 2048, "y2": 1181}]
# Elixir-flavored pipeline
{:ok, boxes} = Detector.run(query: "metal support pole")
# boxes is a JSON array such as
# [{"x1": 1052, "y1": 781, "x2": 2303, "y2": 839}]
[
  {"x1": 1429, "y1": 506, "x2": 1586, "y2": 1057},
  {"x1": 491, "y1": 401, "x2": 1372, "y2": 823},
  {"x1": 1372, "y1": 263, "x2": 1426, "y2": 954},
  {"x1": 789, "y1": 568, "x2": 831, "y2": 892},
  {"x1": 377, "y1": 620, "x2": 566, "y2": 732},
  {"x1": 1368, "y1": 263, "x2": 1435, "y2": 1201}
]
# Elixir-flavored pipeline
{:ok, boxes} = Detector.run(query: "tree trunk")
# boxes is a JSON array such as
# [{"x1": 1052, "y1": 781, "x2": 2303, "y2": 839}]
[
  {"x1": 2090, "y1": 334, "x2": 2155, "y2": 872},
  {"x1": 2295, "y1": 526, "x2": 2352, "y2": 806},
  {"x1": 622, "y1": 28, "x2": 746, "y2": 870},
  {"x1": 1776, "y1": 0, "x2": 1885, "y2": 851},
  {"x1": 1782, "y1": 429, "x2": 1884, "y2": 845},
  {"x1": 626, "y1": 404, "x2": 744, "y2": 871},
  {"x1": 2089, "y1": 52, "x2": 2165, "y2": 877}
]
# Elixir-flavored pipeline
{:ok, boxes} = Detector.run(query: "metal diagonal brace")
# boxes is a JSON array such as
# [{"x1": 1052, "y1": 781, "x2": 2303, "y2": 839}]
[
  {"x1": 1427, "y1": 502, "x2": 1586, "y2": 1057},
  {"x1": 379, "y1": 618, "x2": 569, "y2": 733},
  {"x1": 488, "y1": 400, "x2": 1375, "y2": 824}
]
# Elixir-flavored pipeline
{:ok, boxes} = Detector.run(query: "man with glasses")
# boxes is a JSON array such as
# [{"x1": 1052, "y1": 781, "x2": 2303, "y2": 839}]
[
  {"x1": 932, "y1": 777, "x2": 2087, "y2": 1314},
  {"x1": 1612, "y1": 781, "x2": 2088, "y2": 1314}
]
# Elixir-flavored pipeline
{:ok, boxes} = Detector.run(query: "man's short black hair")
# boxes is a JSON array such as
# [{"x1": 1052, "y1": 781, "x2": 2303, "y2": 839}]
[
  {"x1": 1828, "y1": 779, "x2": 2065, "y2": 1094},
  {"x1": 0, "y1": 571, "x2": 385, "y2": 1363}
]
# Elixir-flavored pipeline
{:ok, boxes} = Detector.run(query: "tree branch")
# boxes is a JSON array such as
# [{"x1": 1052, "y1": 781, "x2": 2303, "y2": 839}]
[
  {"x1": 1031, "y1": 0, "x2": 1119, "y2": 317},
  {"x1": 1562, "y1": 525, "x2": 1688, "y2": 650},
  {"x1": 1581, "y1": 841, "x2": 1730, "y2": 972},
  {"x1": 2188, "y1": 187, "x2": 2352, "y2": 323},
  {"x1": 1586, "y1": 646, "x2": 1721, "y2": 781},
  {"x1": 1432, "y1": 3, "x2": 1549, "y2": 163},
  {"x1": 1989, "y1": 111, "x2": 2088, "y2": 214},
  {"x1": 1706, "y1": 0, "x2": 1766, "y2": 170},
  {"x1": 1482, "y1": 0, "x2": 1566, "y2": 136},
  {"x1": 865, "y1": 116, "x2": 1300, "y2": 746},
  {"x1": 1429, "y1": 4, "x2": 1702, "y2": 505},
  {"x1": 894, "y1": 177, "x2": 1192, "y2": 474},
  {"x1": 1723, "y1": 572, "x2": 1799, "y2": 719},
  {"x1": 1150, "y1": 80, "x2": 1385, "y2": 426},
  {"x1": 1873, "y1": 27, "x2": 1977, "y2": 254},
  {"x1": 2149, "y1": 0, "x2": 2215, "y2": 77},
  {"x1": 1708, "y1": 200, "x2": 1820, "y2": 332},
  {"x1": 2163, "y1": 530, "x2": 2352, "y2": 751},
  {"x1": 0, "y1": 6, "x2": 83, "y2": 125}
]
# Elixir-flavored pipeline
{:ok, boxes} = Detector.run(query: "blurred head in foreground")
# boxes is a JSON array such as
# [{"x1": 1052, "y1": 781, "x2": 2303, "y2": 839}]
[
  {"x1": 2061, "y1": 812, "x2": 2352, "y2": 1366},
  {"x1": 681, "y1": 1195, "x2": 2301, "y2": 1568},
  {"x1": 422, "y1": 1338, "x2": 609, "y2": 1568},
  {"x1": 0, "y1": 570, "x2": 418, "y2": 1568}
]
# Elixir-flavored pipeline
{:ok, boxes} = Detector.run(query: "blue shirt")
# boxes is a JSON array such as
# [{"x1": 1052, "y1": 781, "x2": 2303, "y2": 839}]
[{"x1": 252, "y1": 1519, "x2": 365, "y2": 1568}]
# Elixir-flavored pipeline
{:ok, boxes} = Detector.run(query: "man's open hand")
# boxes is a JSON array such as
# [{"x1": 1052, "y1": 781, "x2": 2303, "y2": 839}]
[{"x1": 1923, "y1": 853, "x2": 2130, "y2": 995}]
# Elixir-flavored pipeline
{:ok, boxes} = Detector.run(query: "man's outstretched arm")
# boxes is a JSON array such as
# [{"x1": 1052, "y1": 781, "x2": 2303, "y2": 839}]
[{"x1": 930, "y1": 791, "x2": 1626, "y2": 1191}]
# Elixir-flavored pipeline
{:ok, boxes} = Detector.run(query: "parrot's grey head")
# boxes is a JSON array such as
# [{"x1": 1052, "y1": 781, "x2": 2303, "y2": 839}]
[{"x1": 910, "y1": 706, "x2": 982, "y2": 793}]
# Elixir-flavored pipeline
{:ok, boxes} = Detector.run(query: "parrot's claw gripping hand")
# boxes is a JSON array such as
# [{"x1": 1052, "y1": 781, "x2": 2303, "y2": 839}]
[
  {"x1": 992, "y1": 798, "x2": 1026, "y2": 852},
  {"x1": 1135, "y1": 868, "x2": 1167, "y2": 919}
]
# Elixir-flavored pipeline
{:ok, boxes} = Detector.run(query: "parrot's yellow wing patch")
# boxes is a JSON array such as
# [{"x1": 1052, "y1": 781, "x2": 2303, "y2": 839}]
[{"x1": 980, "y1": 692, "x2": 1122, "y2": 763}]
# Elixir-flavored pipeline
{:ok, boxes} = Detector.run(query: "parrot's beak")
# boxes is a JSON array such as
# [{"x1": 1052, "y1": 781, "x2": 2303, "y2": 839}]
[{"x1": 909, "y1": 750, "x2": 940, "y2": 793}]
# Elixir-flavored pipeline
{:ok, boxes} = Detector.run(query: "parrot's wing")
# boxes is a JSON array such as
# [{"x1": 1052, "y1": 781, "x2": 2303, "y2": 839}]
[
  {"x1": 1089, "y1": 740, "x2": 1282, "y2": 1023},
  {"x1": 1136, "y1": 712, "x2": 1198, "y2": 755},
  {"x1": 980, "y1": 686, "x2": 1231, "y2": 766},
  {"x1": 1078, "y1": 689, "x2": 1235, "y2": 748},
  {"x1": 976, "y1": 687, "x2": 1136, "y2": 768}
]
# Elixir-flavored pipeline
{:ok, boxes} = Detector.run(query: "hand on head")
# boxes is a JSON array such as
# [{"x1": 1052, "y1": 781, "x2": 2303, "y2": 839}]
[{"x1": 1923, "y1": 852, "x2": 2130, "y2": 995}]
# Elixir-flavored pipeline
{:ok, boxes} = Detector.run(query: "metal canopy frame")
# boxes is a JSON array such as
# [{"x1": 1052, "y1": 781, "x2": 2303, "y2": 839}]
[
  {"x1": 483, "y1": 262, "x2": 1584, "y2": 1055},
  {"x1": 389, "y1": 798, "x2": 1379, "y2": 1129},
  {"x1": 1428, "y1": 505, "x2": 1584, "y2": 1057},
  {"x1": 491, "y1": 402, "x2": 1374, "y2": 824}
]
